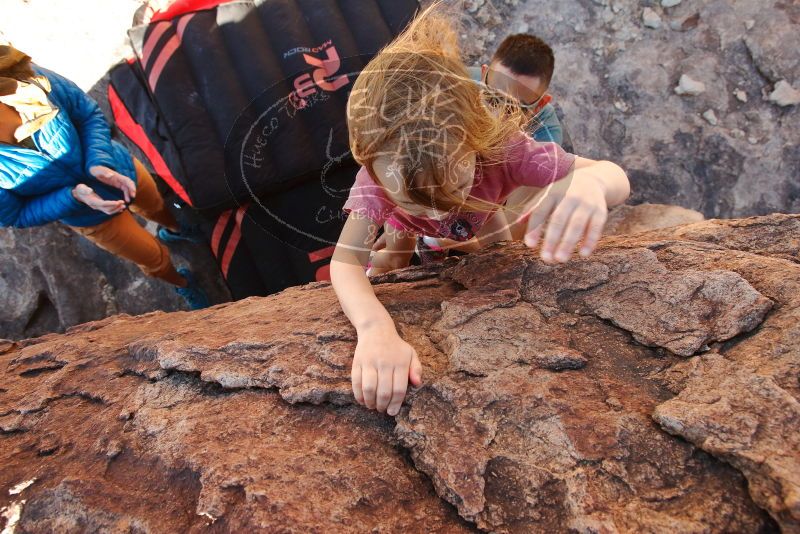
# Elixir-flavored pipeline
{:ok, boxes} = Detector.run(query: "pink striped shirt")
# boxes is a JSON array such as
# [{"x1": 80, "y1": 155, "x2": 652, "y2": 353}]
[{"x1": 343, "y1": 134, "x2": 576, "y2": 241}]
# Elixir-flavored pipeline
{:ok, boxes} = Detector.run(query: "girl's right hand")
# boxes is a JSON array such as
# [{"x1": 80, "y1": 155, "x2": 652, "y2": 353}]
[
  {"x1": 352, "y1": 324, "x2": 422, "y2": 416},
  {"x1": 72, "y1": 184, "x2": 126, "y2": 215}
]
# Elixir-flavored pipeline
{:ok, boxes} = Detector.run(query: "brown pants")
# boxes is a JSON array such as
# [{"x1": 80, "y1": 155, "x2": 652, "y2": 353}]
[{"x1": 70, "y1": 158, "x2": 185, "y2": 286}]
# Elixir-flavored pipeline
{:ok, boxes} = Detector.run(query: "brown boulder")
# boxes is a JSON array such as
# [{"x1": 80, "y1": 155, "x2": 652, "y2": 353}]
[
  {"x1": 604, "y1": 203, "x2": 705, "y2": 236},
  {"x1": 3, "y1": 214, "x2": 798, "y2": 533}
]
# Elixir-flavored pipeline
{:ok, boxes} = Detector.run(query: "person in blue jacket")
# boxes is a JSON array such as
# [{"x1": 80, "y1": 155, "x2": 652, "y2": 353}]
[{"x1": 0, "y1": 45, "x2": 208, "y2": 309}]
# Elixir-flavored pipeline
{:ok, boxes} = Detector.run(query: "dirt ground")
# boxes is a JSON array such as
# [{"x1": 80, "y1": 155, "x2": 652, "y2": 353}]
[{"x1": 1, "y1": 0, "x2": 144, "y2": 90}]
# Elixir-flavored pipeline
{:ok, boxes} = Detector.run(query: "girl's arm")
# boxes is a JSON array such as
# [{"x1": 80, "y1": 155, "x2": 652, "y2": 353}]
[
  {"x1": 330, "y1": 213, "x2": 422, "y2": 416},
  {"x1": 523, "y1": 156, "x2": 630, "y2": 263}
]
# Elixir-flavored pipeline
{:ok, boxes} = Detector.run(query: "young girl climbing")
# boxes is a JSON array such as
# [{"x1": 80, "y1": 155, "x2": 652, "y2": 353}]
[{"x1": 331, "y1": 5, "x2": 630, "y2": 416}]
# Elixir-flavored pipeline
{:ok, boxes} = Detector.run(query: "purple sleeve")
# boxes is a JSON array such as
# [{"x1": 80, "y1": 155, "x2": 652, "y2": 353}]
[
  {"x1": 504, "y1": 133, "x2": 576, "y2": 188},
  {"x1": 343, "y1": 166, "x2": 396, "y2": 225}
]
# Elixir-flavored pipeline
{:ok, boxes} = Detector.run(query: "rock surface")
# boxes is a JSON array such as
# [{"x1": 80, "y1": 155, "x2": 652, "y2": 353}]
[
  {"x1": 0, "y1": 223, "x2": 230, "y2": 341},
  {"x1": 5, "y1": 0, "x2": 798, "y2": 340},
  {"x1": 604, "y1": 202, "x2": 704, "y2": 235},
  {"x1": 0, "y1": 200, "x2": 697, "y2": 341},
  {"x1": 2, "y1": 214, "x2": 798, "y2": 533},
  {"x1": 452, "y1": 0, "x2": 800, "y2": 218}
]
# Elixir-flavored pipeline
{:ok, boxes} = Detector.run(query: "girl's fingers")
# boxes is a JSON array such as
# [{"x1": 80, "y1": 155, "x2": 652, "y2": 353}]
[
  {"x1": 524, "y1": 223, "x2": 543, "y2": 248},
  {"x1": 408, "y1": 348, "x2": 422, "y2": 386},
  {"x1": 580, "y1": 210, "x2": 607, "y2": 257},
  {"x1": 554, "y1": 208, "x2": 592, "y2": 262},
  {"x1": 351, "y1": 364, "x2": 364, "y2": 405},
  {"x1": 541, "y1": 198, "x2": 577, "y2": 262},
  {"x1": 387, "y1": 367, "x2": 408, "y2": 417},
  {"x1": 523, "y1": 198, "x2": 555, "y2": 248},
  {"x1": 361, "y1": 367, "x2": 378, "y2": 410},
  {"x1": 375, "y1": 368, "x2": 394, "y2": 413}
]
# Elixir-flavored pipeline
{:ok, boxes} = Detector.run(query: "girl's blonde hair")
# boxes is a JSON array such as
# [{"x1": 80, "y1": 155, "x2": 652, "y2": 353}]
[{"x1": 346, "y1": 2, "x2": 527, "y2": 214}]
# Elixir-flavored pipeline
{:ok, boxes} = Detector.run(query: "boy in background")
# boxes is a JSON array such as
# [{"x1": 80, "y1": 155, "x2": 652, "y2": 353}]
[{"x1": 470, "y1": 33, "x2": 572, "y2": 150}]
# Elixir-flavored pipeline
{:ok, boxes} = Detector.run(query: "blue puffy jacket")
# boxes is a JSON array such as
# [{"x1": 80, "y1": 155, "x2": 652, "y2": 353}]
[{"x1": 0, "y1": 66, "x2": 136, "y2": 228}]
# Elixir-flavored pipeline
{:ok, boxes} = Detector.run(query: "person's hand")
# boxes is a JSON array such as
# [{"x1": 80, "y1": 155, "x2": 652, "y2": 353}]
[
  {"x1": 352, "y1": 324, "x2": 422, "y2": 416},
  {"x1": 367, "y1": 248, "x2": 412, "y2": 276},
  {"x1": 72, "y1": 184, "x2": 126, "y2": 215},
  {"x1": 89, "y1": 165, "x2": 137, "y2": 203},
  {"x1": 522, "y1": 172, "x2": 608, "y2": 263}
]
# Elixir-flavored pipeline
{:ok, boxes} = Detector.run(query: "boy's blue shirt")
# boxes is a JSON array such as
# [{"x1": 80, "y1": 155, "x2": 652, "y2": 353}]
[
  {"x1": 0, "y1": 66, "x2": 136, "y2": 229},
  {"x1": 468, "y1": 66, "x2": 565, "y2": 146}
]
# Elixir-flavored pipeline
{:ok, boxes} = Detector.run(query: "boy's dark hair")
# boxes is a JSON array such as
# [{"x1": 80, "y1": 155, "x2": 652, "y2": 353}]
[{"x1": 491, "y1": 34, "x2": 555, "y2": 83}]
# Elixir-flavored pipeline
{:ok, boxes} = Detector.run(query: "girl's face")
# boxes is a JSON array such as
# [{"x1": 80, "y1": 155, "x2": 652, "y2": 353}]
[{"x1": 373, "y1": 149, "x2": 477, "y2": 219}]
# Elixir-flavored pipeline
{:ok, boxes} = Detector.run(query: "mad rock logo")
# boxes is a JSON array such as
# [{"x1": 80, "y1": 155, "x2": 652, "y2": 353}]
[
  {"x1": 225, "y1": 40, "x2": 359, "y2": 264},
  {"x1": 289, "y1": 41, "x2": 349, "y2": 110}
]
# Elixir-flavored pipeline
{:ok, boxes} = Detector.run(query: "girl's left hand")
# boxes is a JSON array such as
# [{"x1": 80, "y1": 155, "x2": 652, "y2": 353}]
[
  {"x1": 367, "y1": 248, "x2": 412, "y2": 276},
  {"x1": 522, "y1": 171, "x2": 608, "y2": 263},
  {"x1": 89, "y1": 165, "x2": 137, "y2": 204}
]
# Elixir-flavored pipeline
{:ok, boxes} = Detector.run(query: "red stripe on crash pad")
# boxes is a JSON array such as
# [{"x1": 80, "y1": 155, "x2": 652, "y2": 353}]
[
  {"x1": 211, "y1": 209, "x2": 233, "y2": 258},
  {"x1": 148, "y1": 34, "x2": 180, "y2": 91},
  {"x1": 141, "y1": 22, "x2": 170, "y2": 69},
  {"x1": 150, "y1": 0, "x2": 228, "y2": 22},
  {"x1": 220, "y1": 205, "x2": 248, "y2": 278},
  {"x1": 107, "y1": 84, "x2": 192, "y2": 205}
]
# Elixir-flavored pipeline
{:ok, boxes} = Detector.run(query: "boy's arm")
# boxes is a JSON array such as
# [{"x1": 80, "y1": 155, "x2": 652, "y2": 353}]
[
  {"x1": 331, "y1": 214, "x2": 422, "y2": 416},
  {"x1": 522, "y1": 156, "x2": 630, "y2": 262}
]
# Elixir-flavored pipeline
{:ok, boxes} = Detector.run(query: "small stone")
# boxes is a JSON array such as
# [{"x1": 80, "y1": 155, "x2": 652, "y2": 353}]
[
  {"x1": 702, "y1": 109, "x2": 719, "y2": 126},
  {"x1": 748, "y1": 137, "x2": 759, "y2": 145},
  {"x1": 768, "y1": 80, "x2": 800, "y2": 107},
  {"x1": 464, "y1": 0, "x2": 486, "y2": 13},
  {"x1": 734, "y1": 89, "x2": 748, "y2": 103},
  {"x1": 671, "y1": 12, "x2": 701, "y2": 32},
  {"x1": 675, "y1": 74, "x2": 706, "y2": 96},
  {"x1": 662, "y1": 0, "x2": 682, "y2": 7},
  {"x1": 643, "y1": 7, "x2": 662, "y2": 29},
  {"x1": 731, "y1": 128, "x2": 746, "y2": 139},
  {"x1": 614, "y1": 101, "x2": 630, "y2": 112},
  {"x1": 744, "y1": 19, "x2": 755, "y2": 31},
  {"x1": 106, "y1": 440, "x2": 123, "y2": 458}
]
